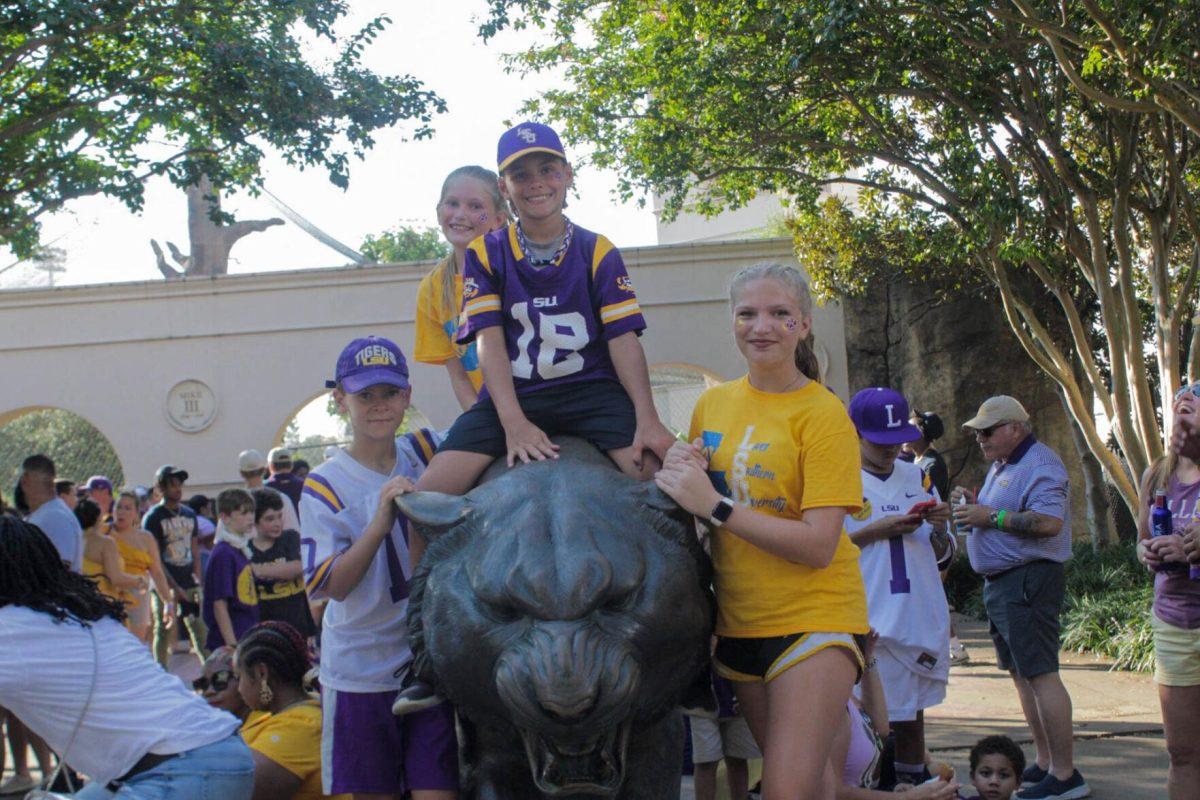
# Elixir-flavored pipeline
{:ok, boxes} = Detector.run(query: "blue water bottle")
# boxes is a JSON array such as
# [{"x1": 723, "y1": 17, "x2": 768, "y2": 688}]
[{"x1": 1152, "y1": 490, "x2": 1185, "y2": 573}]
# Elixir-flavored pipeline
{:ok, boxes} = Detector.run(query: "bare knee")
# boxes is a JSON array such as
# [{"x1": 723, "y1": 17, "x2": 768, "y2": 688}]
[{"x1": 1167, "y1": 739, "x2": 1200, "y2": 768}]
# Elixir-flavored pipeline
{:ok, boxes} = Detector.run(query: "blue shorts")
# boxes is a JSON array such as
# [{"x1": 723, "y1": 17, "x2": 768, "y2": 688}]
[{"x1": 438, "y1": 379, "x2": 637, "y2": 456}]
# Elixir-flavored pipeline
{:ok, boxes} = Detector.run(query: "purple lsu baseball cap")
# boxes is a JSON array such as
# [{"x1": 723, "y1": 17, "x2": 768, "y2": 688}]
[
  {"x1": 84, "y1": 475, "x2": 113, "y2": 492},
  {"x1": 849, "y1": 388, "x2": 923, "y2": 445},
  {"x1": 326, "y1": 336, "x2": 410, "y2": 393},
  {"x1": 497, "y1": 122, "x2": 567, "y2": 172}
]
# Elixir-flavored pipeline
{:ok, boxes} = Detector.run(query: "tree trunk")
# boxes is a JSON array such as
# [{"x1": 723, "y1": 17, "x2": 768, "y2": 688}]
[{"x1": 1058, "y1": 383, "x2": 1114, "y2": 550}]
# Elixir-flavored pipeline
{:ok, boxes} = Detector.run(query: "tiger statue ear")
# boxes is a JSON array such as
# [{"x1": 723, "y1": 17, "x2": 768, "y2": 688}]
[{"x1": 394, "y1": 492, "x2": 471, "y2": 543}]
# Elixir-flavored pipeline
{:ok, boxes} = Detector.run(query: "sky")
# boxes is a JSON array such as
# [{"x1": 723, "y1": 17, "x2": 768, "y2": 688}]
[{"x1": 0, "y1": 0, "x2": 660, "y2": 289}]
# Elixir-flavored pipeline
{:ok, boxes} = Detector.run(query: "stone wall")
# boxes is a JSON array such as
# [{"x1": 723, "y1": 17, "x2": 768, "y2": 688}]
[{"x1": 841, "y1": 273, "x2": 1093, "y2": 538}]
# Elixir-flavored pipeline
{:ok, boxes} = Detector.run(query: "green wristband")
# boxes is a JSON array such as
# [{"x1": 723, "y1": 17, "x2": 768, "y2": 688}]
[{"x1": 996, "y1": 510, "x2": 1007, "y2": 530}]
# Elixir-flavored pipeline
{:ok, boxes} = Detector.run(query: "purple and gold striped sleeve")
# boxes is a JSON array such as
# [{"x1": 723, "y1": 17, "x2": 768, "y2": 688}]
[
  {"x1": 591, "y1": 236, "x2": 646, "y2": 340},
  {"x1": 457, "y1": 236, "x2": 503, "y2": 344}
]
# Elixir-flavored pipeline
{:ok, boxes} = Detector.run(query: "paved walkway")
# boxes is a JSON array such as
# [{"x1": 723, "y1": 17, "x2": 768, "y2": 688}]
[{"x1": 682, "y1": 614, "x2": 1166, "y2": 799}]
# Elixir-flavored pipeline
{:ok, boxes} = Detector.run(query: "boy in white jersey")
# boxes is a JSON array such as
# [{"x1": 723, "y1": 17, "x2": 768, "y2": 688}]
[
  {"x1": 299, "y1": 336, "x2": 457, "y2": 800},
  {"x1": 844, "y1": 388, "x2": 954, "y2": 790}
]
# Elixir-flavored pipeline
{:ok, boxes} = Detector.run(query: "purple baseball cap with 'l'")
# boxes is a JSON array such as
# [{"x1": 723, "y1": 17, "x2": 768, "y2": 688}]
[
  {"x1": 497, "y1": 122, "x2": 567, "y2": 173},
  {"x1": 326, "y1": 336, "x2": 410, "y2": 393},
  {"x1": 848, "y1": 387, "x2": 923, "y2": 445}
]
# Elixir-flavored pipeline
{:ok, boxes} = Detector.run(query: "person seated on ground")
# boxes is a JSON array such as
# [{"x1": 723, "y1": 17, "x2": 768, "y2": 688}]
[
  {"x1": 687, "y1": 668, "x2": 760, "y2": 800},
  {"x1": 196, "y1": 646, "x2": 248, "y2": 720},
  {"x1": 830, "y1": 632, "x2": 958, "y2": 799},
  {"x1": 78, "y1": 497, "x2": 148, "y2": 614},
  {"x1": 397, "y1": 121, "x2": 676, "y2": 713},
  {"x1": 250, "y1": 489, "x2": 315, "y2": 640},
  {"x1": 0, "y1": 515, "x2": 254, "y2": 799},
  {"x1": 237, "y1": 621, "x2": 348, "y2": 800},
  {"x1": 202, "y1": 488, "x2": 260, "y2": 651},
  {"x1": 966, "y1": 736, "x2": 1024, "y2": 800}
]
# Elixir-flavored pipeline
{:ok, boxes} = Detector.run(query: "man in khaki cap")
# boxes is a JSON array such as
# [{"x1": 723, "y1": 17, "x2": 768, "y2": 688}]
[{"x1": 951, "y1": 397, "x2": 1088, "y2": 800}]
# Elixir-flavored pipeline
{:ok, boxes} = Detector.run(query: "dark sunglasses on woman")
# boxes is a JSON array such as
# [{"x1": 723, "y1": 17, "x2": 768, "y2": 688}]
[{"x1": 192, "y1": 670, "x2": 233, "y2": 692}]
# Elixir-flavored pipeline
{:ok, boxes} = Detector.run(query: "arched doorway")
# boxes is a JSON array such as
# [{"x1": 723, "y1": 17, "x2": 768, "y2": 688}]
[
  {"x1": 274, "y1": 391, "x2": 434, "y2": 470},
  {"x1": 0, "y1": 406, "x2": 126, "y2": 506}
]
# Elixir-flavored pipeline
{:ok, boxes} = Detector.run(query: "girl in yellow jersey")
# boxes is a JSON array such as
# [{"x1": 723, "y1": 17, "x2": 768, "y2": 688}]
[
  {"x1": 656, "y1": 262, "x2": 869, "y2": 800},
  {"x1": 413, "y1": 165, "x2": 508, "y2": 411},
  {"x1": 112, "y1": 490, "x2": 175, "y2": 643}
]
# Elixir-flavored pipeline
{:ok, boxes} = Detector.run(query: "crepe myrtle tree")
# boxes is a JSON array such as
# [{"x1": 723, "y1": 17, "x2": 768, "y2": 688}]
[
  {"x1": 477, "y1": 0, "x2": 1200, "y2": 517},
  {"x1": 1, "y1": 0, "x2": 445, "y2": 258}
]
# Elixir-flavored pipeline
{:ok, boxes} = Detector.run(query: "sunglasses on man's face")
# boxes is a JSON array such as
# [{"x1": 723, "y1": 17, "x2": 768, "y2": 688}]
[
  {"x1": 975, "y1": 422, "x2": 1011, "y2": 439},
  {"x1": 1174, "y1": 383, "x2": 1200, "y2": 402},
  {"x1": 193, "y1": 670, "x2": 234, "y2": 693}
]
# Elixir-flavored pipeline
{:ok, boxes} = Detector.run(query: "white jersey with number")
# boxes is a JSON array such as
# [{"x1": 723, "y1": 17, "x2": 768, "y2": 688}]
[
  {"x1": 844, "y1": 460, "x2": 950, "y2": 683},
  {"x1": 299, "y1": 429, "x2": 441, "y2": 693}
]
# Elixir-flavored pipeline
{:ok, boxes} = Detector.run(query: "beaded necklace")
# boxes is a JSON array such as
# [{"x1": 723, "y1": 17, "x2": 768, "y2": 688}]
[{"x1": 515, "y1": 217, "x2": 574, "y2": 267}]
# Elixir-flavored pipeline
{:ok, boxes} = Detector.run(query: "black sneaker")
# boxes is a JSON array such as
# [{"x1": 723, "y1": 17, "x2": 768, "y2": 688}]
[
  {"x1": 1021, "y1": 764, "x2": 1049, "y2": 787},
  {"x1": 1015, "y1": 770, "x2": 1090, "y2": 800},
  {"x1": 391, "y1": 679, "x2": 443, "y2": 715}
]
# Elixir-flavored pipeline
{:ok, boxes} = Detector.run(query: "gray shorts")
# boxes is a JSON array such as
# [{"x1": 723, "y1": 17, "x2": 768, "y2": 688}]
[
  {"x1": 689, "y1": 715, "x2": 761, "y2": 763},
  {"x1": 983, "y1": 560, "x2": 1065, "y2": 679}
]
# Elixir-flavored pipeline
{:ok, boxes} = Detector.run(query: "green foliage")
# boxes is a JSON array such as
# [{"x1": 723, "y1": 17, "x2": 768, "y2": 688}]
[
  {"x1": 946, "y1": 542, "x2": 1154, "y2": 672},
  {"x1": 1, "y1": 1, "x2": 446, "y2": 256},
  {"x1": 477, "y1": 0, "x2": 1200, "y2": 517},
  {"x1": 0, "y1": 409, "x2": 124, "y2": 505},
  {"x1": 360, "y1": 225, "x2": 448, "y2": 264}
]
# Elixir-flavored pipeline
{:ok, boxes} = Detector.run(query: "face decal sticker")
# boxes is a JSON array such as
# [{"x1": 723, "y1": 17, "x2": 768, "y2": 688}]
[{"x1": 784, "y1": 317, "x2": 799, "y2": 332}]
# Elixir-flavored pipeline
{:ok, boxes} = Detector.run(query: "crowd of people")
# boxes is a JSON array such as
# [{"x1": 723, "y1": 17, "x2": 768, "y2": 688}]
[{"x1": 1, "y1": 120, "x2": 1195, "y2": 800}]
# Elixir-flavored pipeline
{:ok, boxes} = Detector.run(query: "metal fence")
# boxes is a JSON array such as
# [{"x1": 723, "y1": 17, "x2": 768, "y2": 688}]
[{"x1": 0, "y1": 409, "x2": 125, "y2": 506}]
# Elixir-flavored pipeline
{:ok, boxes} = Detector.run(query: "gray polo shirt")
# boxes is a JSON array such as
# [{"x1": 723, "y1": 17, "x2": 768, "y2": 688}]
[
  {"x1": 27, "y1": 497, "x2": 84, "y2": 573},
  {"x1": 966, "y1": 435, "x2": 1071, "y2": 576}
]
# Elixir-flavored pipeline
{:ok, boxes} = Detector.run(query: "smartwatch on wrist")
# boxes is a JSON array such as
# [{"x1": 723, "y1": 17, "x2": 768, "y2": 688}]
[{"x1": 709, "y1": 497, "x2": 735, "y2": 527}]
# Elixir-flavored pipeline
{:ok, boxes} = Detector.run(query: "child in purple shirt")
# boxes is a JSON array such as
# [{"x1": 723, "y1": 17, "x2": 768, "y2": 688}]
[
  {"x1": 396, "y1": 122, "x2": 676, "y2": 713},
  {"x1": 202, "y1": 488, "x2": 259, "y2": 652}
]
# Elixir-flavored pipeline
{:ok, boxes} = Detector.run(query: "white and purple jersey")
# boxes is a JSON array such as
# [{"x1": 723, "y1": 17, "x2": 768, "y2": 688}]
[
  {"x1": 457, "y1": 223, "x2": 646, "y2": 396},
  {"x1": 299, "y1": 429, "x2": 441, "y2": 693},
  {"x1": 844, "y1": 460, "x2": 950, "y2": 684}
]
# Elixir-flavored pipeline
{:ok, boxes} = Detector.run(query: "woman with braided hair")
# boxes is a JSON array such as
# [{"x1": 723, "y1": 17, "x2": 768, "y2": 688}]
[
  {"x1": 0, "y1": 515, "x2": 254, "y2": 798},
  {"x1": 236, "y1": 620, "x2": 347, "y2": 799}
]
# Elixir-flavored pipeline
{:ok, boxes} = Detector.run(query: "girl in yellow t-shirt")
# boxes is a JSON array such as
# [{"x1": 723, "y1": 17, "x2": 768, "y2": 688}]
[
  {"x1": 413, "y1": 165, "x2": 508, "y2": 411},
  {"x1": 656, "y1": 261, "x2": 869, "y2": 800},
  {"x1": 236, "y1": 620, "x2": 349, "y2": 800}
]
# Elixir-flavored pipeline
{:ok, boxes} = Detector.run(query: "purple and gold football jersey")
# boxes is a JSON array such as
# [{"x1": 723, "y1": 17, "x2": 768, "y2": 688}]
[{"x1": 457, "y1": 223, "x2": 646, "y2": 396}]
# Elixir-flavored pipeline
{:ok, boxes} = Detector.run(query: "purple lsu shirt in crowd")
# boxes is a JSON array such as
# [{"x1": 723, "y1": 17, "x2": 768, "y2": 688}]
[
  {"x1": 1154, "y1": 474, "x2": 1200, "y2": 630},
  {"x1": 457, "y1": 223, "x2": 646, "y2": 398}
]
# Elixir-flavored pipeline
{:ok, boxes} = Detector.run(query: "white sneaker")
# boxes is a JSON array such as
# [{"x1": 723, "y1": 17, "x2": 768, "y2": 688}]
[{"x1": 949, "y1": 641, "x2": 971, "y2": 665}]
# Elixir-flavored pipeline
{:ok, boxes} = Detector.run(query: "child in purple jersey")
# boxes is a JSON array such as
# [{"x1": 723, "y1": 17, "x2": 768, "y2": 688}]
[
  {"x1": 395, "y1": 122, "x2": 676, "y2": 714},
  {"x1": 1136, "y1": 437, "x2": 1200, "y2": 800}
]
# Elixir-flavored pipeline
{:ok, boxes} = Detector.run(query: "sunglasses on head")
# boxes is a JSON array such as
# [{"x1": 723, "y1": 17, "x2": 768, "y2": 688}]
[
  {"x1": 1175, "y1": 383, "x2": 1200, "y2": 402},
  {"x1": 975, "y1": 422, "x2": 1012, "y2": 439},
  {"x1": 193, "y1": 670, "x2": 233, "y2": 693}
]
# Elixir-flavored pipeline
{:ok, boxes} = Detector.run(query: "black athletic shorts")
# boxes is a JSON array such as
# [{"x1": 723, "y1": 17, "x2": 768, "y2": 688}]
[
  {"x1": 714, "y1": 631, "x2": 863, "y2": 683},
  {"x1": 438, "y1": 379, "x2": 637, "y2": 457}
]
